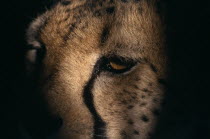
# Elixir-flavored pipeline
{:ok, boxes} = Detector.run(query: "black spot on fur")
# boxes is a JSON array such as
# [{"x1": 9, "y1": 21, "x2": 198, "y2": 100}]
[
  {"x1": 133, "y1": 85, "x2": 139, "y2": 89},
  {"x1": 139, "y1": 102, "x2": 147, "y2": 107},
  {"x1": 128, "y1": 119, "x2": 134, "y2": 125},
  {"x1": 121, "y1": 0, "x2": 128, "y2": 2},
  {"x1": 134, "y1": 0, "x2": 140, "y2": 2},
  {"x1": 69, "y1": 23, "x2": 76, "y2": 32},
  {"x1": 133, "y1": 130, "x2": 140, "y2": 135},
  {"x1": 127, "y1": 105, "x2": 134, "y2": 109},
  {"x1": 141, "y1": 115, "x2": 149, "y2": 122},
  {"x1": 141, "y1": 95, "x2": 146, "y2": 99},
  {"x1": 106, "y1": 7, "x2": 115, "y2": 14},
  {"x1": 61, "y1": 0, "x2": 71, "y2": 6},
  {"x1": 150, "y1": 64, "x2": 158, "y2": 73},
  {"x1": 101, "y1": 26, "x2": 109, "y2": 43},
  {"x1": 131, "y1": 96, "x2": 137, "y2": 100},
  {"x1": 142, "y1": 88, "x2": 149, "y2": 92}
]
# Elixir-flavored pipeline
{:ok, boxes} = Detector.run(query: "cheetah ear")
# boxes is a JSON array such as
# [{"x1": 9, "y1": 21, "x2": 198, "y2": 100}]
[{"x1": 25, "y1": 14, "x2": 47, "y2": 74}]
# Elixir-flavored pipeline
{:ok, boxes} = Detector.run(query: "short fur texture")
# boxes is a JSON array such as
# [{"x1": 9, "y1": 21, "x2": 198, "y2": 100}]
[{"x1": 26, "y1": 0, "x2": 168, "y2": 138}]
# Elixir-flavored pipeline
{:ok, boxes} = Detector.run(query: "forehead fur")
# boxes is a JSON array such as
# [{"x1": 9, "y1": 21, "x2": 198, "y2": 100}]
[{"x1": 28, "y1": 0, "x2": 167, "y2": 77}]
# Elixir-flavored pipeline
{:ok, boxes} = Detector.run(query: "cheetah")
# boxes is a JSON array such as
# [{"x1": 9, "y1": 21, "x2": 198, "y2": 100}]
[{"x1": 25, "y1": 0, "x2": 168, "y2": 138}]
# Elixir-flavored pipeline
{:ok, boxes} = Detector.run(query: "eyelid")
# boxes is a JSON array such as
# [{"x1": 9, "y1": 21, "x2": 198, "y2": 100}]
[{"x1": 107, "y1": 56, "x2": 136, "y2": 64}]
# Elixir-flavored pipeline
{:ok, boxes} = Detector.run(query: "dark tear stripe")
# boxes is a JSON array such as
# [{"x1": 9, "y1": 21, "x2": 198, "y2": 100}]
[{"x1": 83, "y1": 57, "x2": 107, "y2": 139}]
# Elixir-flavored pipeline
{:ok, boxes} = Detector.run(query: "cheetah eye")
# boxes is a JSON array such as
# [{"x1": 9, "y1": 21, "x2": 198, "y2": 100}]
[
  {"x1": 103, "y1": 56, "x2": 137, "y2": 74},
  {"x1": 109, "y1": 62, "x2": 127, "y2": 70}
]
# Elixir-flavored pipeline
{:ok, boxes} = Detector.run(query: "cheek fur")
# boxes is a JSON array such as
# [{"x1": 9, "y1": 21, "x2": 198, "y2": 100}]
[{"x1": 92, "y1": 64, "x2": 165, "y2": 138}]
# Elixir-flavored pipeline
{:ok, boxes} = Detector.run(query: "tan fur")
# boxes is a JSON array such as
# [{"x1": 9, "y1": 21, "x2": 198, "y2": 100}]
[{"x1": 27, "y1": 0, "x2": 168, "y2": 138}]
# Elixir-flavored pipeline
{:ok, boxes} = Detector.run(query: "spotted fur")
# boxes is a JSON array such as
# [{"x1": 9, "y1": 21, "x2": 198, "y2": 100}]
[{"x1": 26, "y1": 0, "x2": 168, "y2": 138}]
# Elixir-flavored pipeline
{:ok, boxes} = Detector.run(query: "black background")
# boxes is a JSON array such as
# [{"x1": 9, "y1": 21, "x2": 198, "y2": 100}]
[{"x1": 1, "y1": 0, "x2": 210, "y2": 138}]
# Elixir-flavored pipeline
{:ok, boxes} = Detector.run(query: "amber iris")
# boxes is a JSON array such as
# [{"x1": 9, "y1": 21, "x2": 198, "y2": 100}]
[{"x1": 109, "y1": 62, "x2": 127, "y2": 70}]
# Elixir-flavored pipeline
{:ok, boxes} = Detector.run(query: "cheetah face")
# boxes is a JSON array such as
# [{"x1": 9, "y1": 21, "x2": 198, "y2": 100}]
[{"x1": 25, "y1": 0, "x2": 167, "y2": 138}]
